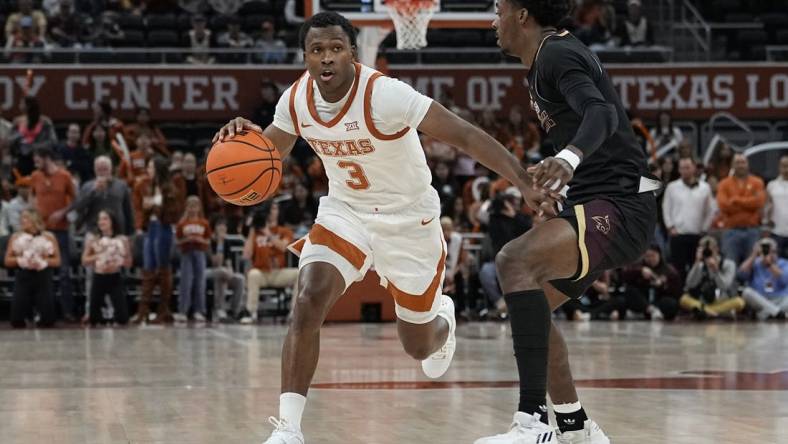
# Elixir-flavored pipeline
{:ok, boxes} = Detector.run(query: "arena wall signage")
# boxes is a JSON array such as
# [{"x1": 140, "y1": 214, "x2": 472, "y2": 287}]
[{"x1": 0, "y1": 64, "x2": 786, "y2": 121}]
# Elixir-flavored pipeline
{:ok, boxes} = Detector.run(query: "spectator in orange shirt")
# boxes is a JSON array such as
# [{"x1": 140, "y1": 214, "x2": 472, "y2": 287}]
[
  {"x1": 237, "y1": 202, "x2": 298, "y2": 324},
  {"x1": 175, "y1": 196, "x2": 212, "y2": 323},
  {"x1": 82, "y1": 101, "x2": 124, "y2": 148},
  {"x1": 119, "y1": 132, "x2": 155, "y2": 185},
  {"x1": 30, "y1": 147, "x2": 77, "y2": 321},
  {"x1": 498, "y1": 105, "x2": 541, "y2": 160},
  {"x1": 30, "y1": 148, "x2": 77, "y2": 322},
  {"x1": 122, "y1": 107, "x2": 168, "y2": 154},
  {"x1": 717, "y1": 153, "x2": 766, "y2": 264}
]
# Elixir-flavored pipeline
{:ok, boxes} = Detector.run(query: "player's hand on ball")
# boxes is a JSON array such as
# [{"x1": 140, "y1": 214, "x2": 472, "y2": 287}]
[
  {"x1": 528, "y1": 157, "x2": 574, "y2": 199},
  {"x1": 213, "y1": 117, "x2": 263, "y2": 143}
]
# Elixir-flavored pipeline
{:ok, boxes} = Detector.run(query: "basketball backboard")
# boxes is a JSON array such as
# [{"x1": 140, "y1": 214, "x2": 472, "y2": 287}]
[{"x1": 305, "y1": 0, "x2": 496, "y2": 29}]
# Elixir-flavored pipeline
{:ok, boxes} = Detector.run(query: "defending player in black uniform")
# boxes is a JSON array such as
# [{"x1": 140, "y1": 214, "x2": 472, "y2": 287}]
[{"x1": 475, "y1": 1, "x2": 660, "y2": 443}]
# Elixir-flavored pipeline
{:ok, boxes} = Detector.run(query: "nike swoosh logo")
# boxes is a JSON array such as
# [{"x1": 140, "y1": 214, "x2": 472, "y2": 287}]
[
  {"x1": 300, "y1": 122, "x2": 312, "y2": 128},
  {"x1": 421, "y1": 217, "x2": 434, "y2": 226}
]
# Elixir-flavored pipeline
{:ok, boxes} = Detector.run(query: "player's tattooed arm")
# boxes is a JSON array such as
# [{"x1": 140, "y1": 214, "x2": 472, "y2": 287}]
[{"x1": 213, "y1": 118, "x2": 297, "y2": 158}]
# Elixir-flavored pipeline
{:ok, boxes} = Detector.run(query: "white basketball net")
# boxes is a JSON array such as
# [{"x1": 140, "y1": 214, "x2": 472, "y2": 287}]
[{"x1": 386, "y1": 0, "x2": 437, "y2": 50}]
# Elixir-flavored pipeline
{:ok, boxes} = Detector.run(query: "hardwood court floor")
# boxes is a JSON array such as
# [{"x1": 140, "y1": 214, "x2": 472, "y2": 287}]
[{"x1": 0, "y1": 321, "x2": 786, "y2": 444}]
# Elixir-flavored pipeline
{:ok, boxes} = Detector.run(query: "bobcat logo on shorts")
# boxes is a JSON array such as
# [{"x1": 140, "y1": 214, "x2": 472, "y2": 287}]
[{"x1": 592, "y1": 215, "x2": 611, "y2": 235}]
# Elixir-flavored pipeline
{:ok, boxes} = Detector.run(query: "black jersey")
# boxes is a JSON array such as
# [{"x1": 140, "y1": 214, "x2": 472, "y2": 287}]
[{"x1": 527, "y1": 31, "x2": 648, "y2": 205}]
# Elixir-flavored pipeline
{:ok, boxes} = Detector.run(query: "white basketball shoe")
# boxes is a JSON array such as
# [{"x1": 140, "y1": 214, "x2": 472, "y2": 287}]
[
  {"x1": 262, "y1": 417, "x2": 304, "y2": 444},
  {"x1": 421, "y1": 295, "x2": 456, "y2": 379},
  {"x1": 556, "y1": 420, "x2": 611, "y2": 444},
  {"x1": 474, "y1": 412, "x2": 556, "y2": 444}
]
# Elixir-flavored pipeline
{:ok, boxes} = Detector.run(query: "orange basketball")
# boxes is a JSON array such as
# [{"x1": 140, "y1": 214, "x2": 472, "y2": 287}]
[{"x1": 206, "y1": 131, "x2": 282, "y2": 206}]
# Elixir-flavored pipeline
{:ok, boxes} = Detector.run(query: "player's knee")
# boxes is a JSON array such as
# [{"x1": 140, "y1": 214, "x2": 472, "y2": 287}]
[
  {"x1": 494, "y1": 244, "x2": 516, "y2": 279},
  {"x1": 290, "y1": 282, "x2": 338, "y2": 333},
  {"x1": 496, "y1": 241, "x2": 545, "y2": 287},
  {"x1": 291, "y1": 290, "x2": 323, "y2": 330}
]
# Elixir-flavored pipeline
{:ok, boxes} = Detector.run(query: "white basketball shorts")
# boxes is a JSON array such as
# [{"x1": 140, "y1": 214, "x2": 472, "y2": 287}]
[{"x1": 288, "y1": 189, "x2": 446, "y2": 324}]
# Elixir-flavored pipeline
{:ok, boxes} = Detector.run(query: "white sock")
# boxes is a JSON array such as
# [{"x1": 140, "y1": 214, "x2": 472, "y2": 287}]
[
  {"x1": 279, "y1": 392, "x2": 306, "y2": 429},
  {"x1": 553, "y1": 401, "x2": 582, "y2": 414}
]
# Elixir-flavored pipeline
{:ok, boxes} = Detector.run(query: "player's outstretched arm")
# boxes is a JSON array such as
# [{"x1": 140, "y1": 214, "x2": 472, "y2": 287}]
[
  {"x1": 418, "y1": 101, "x2": 555, "y2": 215},
  {"x1": 213, "y1": 118, "x2": 298, "y2": 159},
  {"x1": 418, "y1": 102, "x2": 530, "y2": 191}
]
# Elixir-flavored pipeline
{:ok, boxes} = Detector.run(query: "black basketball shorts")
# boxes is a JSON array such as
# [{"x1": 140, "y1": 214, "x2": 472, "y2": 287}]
[{"x1": 549, "y1": 192, "x2": 658, "y2": 299}]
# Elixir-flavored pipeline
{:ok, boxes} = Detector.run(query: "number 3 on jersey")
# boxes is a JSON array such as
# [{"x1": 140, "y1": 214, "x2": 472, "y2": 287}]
[{"x1": 338, "y1": 160, "x2": 370, "y2": 190}]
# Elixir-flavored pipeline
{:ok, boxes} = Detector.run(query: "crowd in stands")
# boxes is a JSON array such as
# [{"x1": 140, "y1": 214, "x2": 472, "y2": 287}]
[
  {"x1": 1, "y1": 0, "x2": 298, "y2": 63},
  {"x1": 3, "y1": 0, "x2": 786, "y2": 64},
  {"x1": 1, "y1": 0, "x2": 664, "y2": 65},
  {"x1": 2, "y1": 84, "x2": 786, "y2": 329},
  {"x1": 568, "y1": 0, "x2": 655, "y2": 49},
  {"x1": 0, "y1": 3, "x2": 787, "y2": 328}
]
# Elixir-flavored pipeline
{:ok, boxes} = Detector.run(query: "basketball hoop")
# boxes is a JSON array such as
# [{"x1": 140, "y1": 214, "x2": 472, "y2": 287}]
[{"x1": 385, "y1": 0, "x2": 438, "y2": 50}]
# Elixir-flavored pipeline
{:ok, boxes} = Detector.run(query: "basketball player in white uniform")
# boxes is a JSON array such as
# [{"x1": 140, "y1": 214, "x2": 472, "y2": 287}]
[{"x1": 214, "y1": 11, "x2": 554, "y2": 444}]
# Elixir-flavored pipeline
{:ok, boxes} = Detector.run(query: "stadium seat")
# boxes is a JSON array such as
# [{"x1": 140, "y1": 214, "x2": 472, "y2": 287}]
[
  {"x1": 385, "y1": 51, "x2": 419, "y2": 64},
  {"x1": 146, "y1": 13, "x2": 177, "y2": 31},
  {"x1": 759, "y1": 13, "x2": 788, "y2": 40},
  {"x1": 280, "y1": 29, "x2": 299, "y2": 48},
  {"x1": 167, "y1": 138, "x2": 190, "y2": 152},
  {"x1": 708, "y1": 0, "x2": 741, "y2": 21},
  {"x1": 724, "y1": 13, "x2": 754, "y2": 23},
  {"x1": 738, "y1": 30, "x2": 769, "y2": 60},
  {"x1": 243, "y1": 14, "x2": 269, "y2": 32},
  {"x1": 158, "y1": 123, "x2": 193, "y2": 141},
  {"x1": 441, "y1": 0, "x2": 493, "y2": 12},
  {"x1": 176, "y1": 14, "x2": 193, "y2": 31},
  {"x1": 195, "y1": 139, "x2": 214, "y2": 152},
  {"x1": 425, "y1": 29, "x2": 454, "y2": 47},
  {"x1": 147, "y1": 30, "x2": 180, "y2": 47},
  {"x1": 116, "y1": 52, "x2": 150, "y2": 64},
  {"x1": 239, "y1": 0, "x2": 275, "y2": 14},
  {"x1": 117, "y1": 13, "x2": 145, "y2": 30},
  {"x1": 191, "y1": 122, "x2": 224, "y2": 142},
  {"x1": 79, "y1": 52, "x2": 117, "y2": 64},
  {"x1": 449, "y1": 31, "x2": 485, "y2": 47},
  {"x1": 117, "y1": 29, "x2": 145, "y2": 47},
  {"x1": 210, "y1": 15, "x2": 231, "y2": 31},
  {"x1": 482, "y1": 29, "x2": 498, "y2": 46}
]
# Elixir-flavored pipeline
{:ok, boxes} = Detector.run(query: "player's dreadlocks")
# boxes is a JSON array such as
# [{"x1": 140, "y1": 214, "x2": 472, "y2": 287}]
[{"x1": 510, "y1": 0, "x2": 575, "y2": 27}]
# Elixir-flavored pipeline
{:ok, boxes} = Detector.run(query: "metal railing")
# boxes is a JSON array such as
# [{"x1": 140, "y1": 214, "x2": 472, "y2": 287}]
[
  {"x1": 673, "y1": 0, "x2": 712, "y2": 61},
  {"x1": 1, "y1": 45, "x2": 674, "y2": 65},
  {"x1": 766, "y1": 45, "x2": 788, "y2": 61},
  {"x1": 2, "y1": 46, "x2": 301, "y2": 65}
]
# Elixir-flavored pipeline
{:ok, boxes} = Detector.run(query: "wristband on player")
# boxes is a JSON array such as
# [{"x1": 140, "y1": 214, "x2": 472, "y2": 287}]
[{"x1": 555, "y1": 149, "x2": 581, "y2": 171}]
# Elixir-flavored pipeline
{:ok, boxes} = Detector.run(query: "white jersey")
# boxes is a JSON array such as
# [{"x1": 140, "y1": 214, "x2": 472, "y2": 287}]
[{"x1": 273, "y1": 63, "x2": 434, "y2": 213}]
